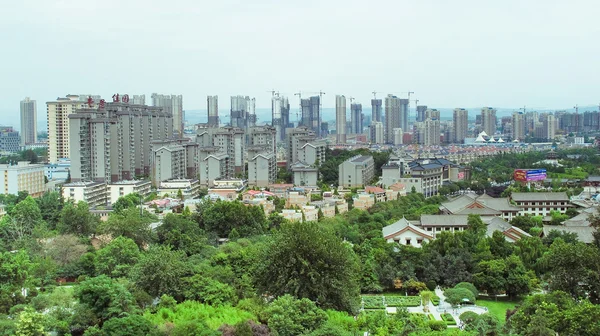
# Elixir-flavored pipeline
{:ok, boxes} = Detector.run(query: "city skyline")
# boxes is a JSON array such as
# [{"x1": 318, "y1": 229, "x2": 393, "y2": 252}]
[{"x1": 1, "y1": 0, "x2": 599, "y2": 123}]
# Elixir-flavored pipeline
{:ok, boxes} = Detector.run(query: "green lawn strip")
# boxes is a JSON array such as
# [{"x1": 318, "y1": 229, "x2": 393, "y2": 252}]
[
  {"x1": 441, "y1": 313, "x2": 456, "y2": 325},
  {"x1": 384, "y1": 295, "x2": 421, "y2": 307},
  {"x1": 477, "y1": 299, "x2": 519, "y2": 324}
]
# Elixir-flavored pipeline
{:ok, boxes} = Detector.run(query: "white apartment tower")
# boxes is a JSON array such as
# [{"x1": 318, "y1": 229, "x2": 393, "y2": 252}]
[
  {"x1": 481, "y1": 107, "x2": 497, "y2": 136},
  {"x1": 453, "y1": 108, "x2": 468, "y2": 144},
  {"x1": 385, "y1": 95, "x2": 409, "y2": 144},
  {"x1": 369, "y1": 121, "x2": 384, "y2": 144},
  {"x1": 336, "y1": 95, "x2": 347, "y2": 144},
  {"x1": 424, "y1": 109, "x2": 441, "y2": 146},
  {"x1": 47, "y1": 94, "x2": 100, "y2": 163},
  {"x1": 20, "y1": 97, "x2": 37, "y2": 146},
  {"x1": 152, "y1": 93, "x2": 183, "y2": 137},
  {"x1": 512, "y1": 111, "x2": 525, "y2": 141}
]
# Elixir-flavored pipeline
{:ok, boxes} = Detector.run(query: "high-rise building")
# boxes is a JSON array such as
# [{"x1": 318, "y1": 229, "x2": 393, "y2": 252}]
[
  {"x1": 207, "y1": 95, "x2": 219, "y2": 127},
  {"x1": 424, "y1": 109, "x2": 441, "y2": 146},
  {"x1": 285, "y1": 126, "x2": 326, "y2": 168},
  {"x1": 152, "y1": 93, "x2": 183, "y2": 137},
  {"x1": 272, "y1": 95, "x2": 290, "y2": 141},
  {"x1": 196, "y1": 126, "x2": 245, "y2": 175},
  {"x1": 47, "y1": 94, "x2": 100, "y2": 163},
  {"x1": 351, "y1": 103, "x2": 363, "y2": 134},
  {"x1": 384, "y1": 95, "x2": 408, "y2": 144},
  {"x1": 543, "y1": 114, "x2": 556, "y2": 141},
  {"x1": 247, "y1": 97, "x2": 256, "y2": 128},
  {"x1": 371, "y1": 99, "x2": 382, "y2": 123},
  {"x1": 132, "y1": 95, "x2": 146, "y2": 105},
  {"x1": 416, "y1": 105, "x2": 428, "y2": 122},
  {"x1": 230, "y1": 95, "x2": 247, "y2": 129},
  {"x1": 481, "y1": 107, "x2": 497, "y2": 136},
  {"x1": 453, "y1": 108, "x2": 468, "y2": 144},
  {"x1": 20, "y1": 97, "x2": 37, "y2": 146},
  {"x1": 336, "y1": 95, "x2": 347, "y2": 144},
  {"x1": 512, "y1": 111, "x2": 525, "y2": 141},
  {"x1": 0, "y1": 127, "x2": 21, "y2": 153},
  {"x1": 369, "y1": 121, "x2": 384, "y2": 144},
  {"x1": 68, "y1": 101, "x2": 172, "y2": 183},
  {"x1": 300, "y1": 96, "x2": 321, "y2": 136}
]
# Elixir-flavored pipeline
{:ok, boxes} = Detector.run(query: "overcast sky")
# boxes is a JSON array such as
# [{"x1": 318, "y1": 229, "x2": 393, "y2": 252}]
[{"x1": 1, "y1": 0, "x2": 599, "y2": 125}]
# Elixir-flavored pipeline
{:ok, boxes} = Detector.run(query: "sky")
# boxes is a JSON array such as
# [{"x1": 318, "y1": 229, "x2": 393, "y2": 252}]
[{"x1": 1, "y1": 0, "x2": 599, "y2": 128}]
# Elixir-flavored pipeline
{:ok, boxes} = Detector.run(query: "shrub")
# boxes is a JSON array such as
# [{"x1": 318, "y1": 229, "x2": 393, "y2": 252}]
[
  {"x1": 441, "y1": 313, "x2": 456, "y2": 325},
  {"x1": 431, "y1": 295, "x2": 440, "y2": 306},
  {"x1": 454, "y1": 282, "x2": 478, "y2": 298},
  {"x1": 428, "y1": 320, "x2": 448, "y2": 331},
  {"x1": 361, "y1": 296, "x2": 385, "y2": 309},
  {"x1": 384, "y1": 296, "x2": 421, "y2": 307},
  {"x1": 460, "y1": 311, "x2": 479, "y2": 325},
  {"x1": 426, "y1": 280, "x2": 437, "y2": 291}
]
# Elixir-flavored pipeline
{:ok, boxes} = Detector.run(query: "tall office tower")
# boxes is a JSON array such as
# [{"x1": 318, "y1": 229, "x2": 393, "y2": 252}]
[
  {"x1": 424, "y1": 109, "x2": 441, "y2": 146},
  {"x1": 369, "y1": 121, "x2": 384, "y2": 144},
  {"x1": 230, "y1": 95, "x2": 247, "y2": 129},
  {"x1": 351, "y1": 103, "x2": 363, "y2": 134},
  {"x1": 68, "y1": 101, "x2": 171, "y2": 182},
  {"x1": 543, "y1": 114, "x2": 556, "y2": 140},
  {"x1": 20, "y1": 97, "x2": 37, "y2": 146},
  {"x1": 152, "y1": 93, "x2": 183, "y2": 137},
  {"x1": 384, "y1": 94, "x2": 405, "y2": 144},
  {"x1": 246, "y1": 97, "x2": 256, "y2": 128},
  {"x1": 47, "y1": 94, "x2": 100, "y2": 163},
  {"x1": 371, "y1": 99, "x2": 382, "y2": 123},
  {"x1": 453, "y1": 108, "x2": 468, "y2": 144},
  {"x1": 335, "y1": 95, "x2": 347, "y2": 144},
  {"x1": 300, "y1": 96, "x2": 321, "y2": 136},
  {"x1": 416, "y1": 105, "x2": 428, "y2": 122},
  {"x1": 207, "y1": 95, "x2": 219, "y2": 127},
  {"x1": 481, "y1": 107, "x2": 497, "y2": 136},
  {"x1": 512, "y1": 111, "x2": 525, "y2": 141},
  {"x1": 132, "y1": 95, "x2": 146, "y2": 105}
]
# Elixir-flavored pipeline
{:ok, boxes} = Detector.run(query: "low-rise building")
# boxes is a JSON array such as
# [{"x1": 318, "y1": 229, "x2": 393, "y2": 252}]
[
  {"x1": 107, "y1": 180, "x2": 152, "y2": 205},
  {"x1": 511, "y1": 192, "x2": 572, "y2": 216},
  {"x1": 0, "y1": 161, "x2": 46, "y2": 197},
  {"x1": 339, "y1": 155, "x2": 374, "y2": 188},
  {"x1": 281, "y1": 209, "x2": 303, "y2": 222},
  {"x1": 290, "y1": 162, "x2": 319, "y2": 187},
  {"x1": 383, "y1": 218, "x2": 433, "y2": 248},
  {"x1": 208, "y1": 179, "x2": 246, "y2": 200},
  {"x1": 302, "y1": 205, "x2": 319, "y2": 222},
  {"x1": 353, "y1": 193, "x2": 375, "y2": 210},
  {"x1": 45, "y1": 159, "x2": 71, "y2": 181},
  {"x1": 286, "y1": 190, "x2": 310, "y2": 208},
  {"x1": 62, "y1": 181, "x2": 107, "y2": 207},
  {"x1": 440, "y1": 192, "x2": 521, "y2": 220},
  {"x1": 365, "y1": 186, "x2": 386, "y2": 202},
  {"x1": 269, "y1": 184, "x2": 294, "y2": 198},
  {"x1": 157, "y1": 179, "x2": 201, "y2": 199}
]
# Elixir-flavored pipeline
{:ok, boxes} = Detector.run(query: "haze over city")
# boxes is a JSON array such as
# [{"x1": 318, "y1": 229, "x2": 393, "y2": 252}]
[{"x1": 1, "y1": 0, "x2": 599, "y2": 125}]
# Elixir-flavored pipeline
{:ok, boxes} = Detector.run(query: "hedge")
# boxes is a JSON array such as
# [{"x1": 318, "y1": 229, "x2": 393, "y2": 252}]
[
  {"x1": 441, "y1": 313, "x2": 456, "y2": 325},
  {"x1": 384, "y1": 296, "x2": 421, "y2": 307},
  {"x1": 362, "y1": 296, "x2": 385, "y2": 309}
]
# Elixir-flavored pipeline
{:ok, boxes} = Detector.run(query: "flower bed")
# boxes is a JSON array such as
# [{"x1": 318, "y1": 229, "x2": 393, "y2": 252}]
[
  {"x1": 362, "y1": 296, "x2": 385, "y2": 309},
  {"x1": 441, "y1": 313, "x2": 456, "y2": 325},
  {"x1": 384, "y1": 296, "x2": 421, "y2": 307}
]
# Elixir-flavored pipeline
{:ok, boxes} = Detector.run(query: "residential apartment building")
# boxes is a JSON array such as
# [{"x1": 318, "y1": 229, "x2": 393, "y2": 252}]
[
  {"x1": 290, "y1": 162, "x2": 318, "y2": 187},
  {"x1": 157, "y1": 179, "x2": 201, "y2": 199},
  {"x1": 511, "y1": 192, "x2": 572, "y2": 216},
  {"x1": 416, "y1": 105, "x2": 428, "y2": 122},
  {"x1": 196, "y1": 126, "x2": 245, "y2": 175},
  {"x1": 512, "y1": 111, "x2": 525, "y2": 141},
  {"x1": 350, "y1": 102, "x2": 363, "y2": 134},
  {"x1": 272, "y1": 95, "x2": 290, "y2": 141},
  {"x1": 207, "y1": 95, "x2": 219, "y2": 127},
  {"x1": 248, "y1": 126, "x2": 277, "y2": 154},
  {"x1": 20, "y1": 97, "x2": 37, "y2": 146},
  {"x1": 385, "y1": 95, "x2": 409, "y2": 144},
  {"x1": 285, "y1": 126, "x2": 326, "y2": 167},
  {"x1": 247, "y1": 145, "x2": 276, "y2": 187},
  {"x1": 423, "y1": 109, "x2": 440, "y2": 146},
  {"x1": 62, "y1": 181, "x2": 107, "y2": 207},
  {"x1": 0, "y1": 161, "x2": 45, "y2": 197},
  {"x1": 353, "y1": 193, "x2": 375, "y2": 210},
  {"x1": 371, "y1": 99, "x2": 382, "y2": 123},
  {"x1": 481, "y1": 107, "x2": 497, "y2": 136},
  {"x1": 335, "y1": 95, "x2": 347, "y2": 144},
  {"x1": 198, "y1": 147, "x2": 231, "y2": 187},
  {"x1": 132, "y1": 95, "x2": 146, "y2": 105},
  {"x1": 107, "y1": 180, "x2": 151, "y2": 205},
  {"x1": 69, "y1": 102, "x2": 172, "y2": 183},
  {"x1": 0, "y1": 127, "x2": 21, "y2": 153},
  {"x1": 382, "y1": 158, "x2": 452, "y2": 197},
  {"x1": 150, "y1": 141, "x2": 186, "y2": 186},
  {"x1": 47, "y1": 94, "x2": 100, "y2": 163},
  {"x1": 339, "y1": 155, "x2": 374, "y2": 188},
  {"x1": 300, "y1": 96, "x2": 321, "y2": 136},
  {"x1": 152, "y1": 93, "x2": 183, "y2": 137},
  {"x1": 542, "y1": 114, "x2": 556, "y2": 140},
  {"x1": 453, "y1": 108, "x2": 468, "y2": 144},
  {"x1": 369, "y1": 121, "x2": 384, "y2": 144}
]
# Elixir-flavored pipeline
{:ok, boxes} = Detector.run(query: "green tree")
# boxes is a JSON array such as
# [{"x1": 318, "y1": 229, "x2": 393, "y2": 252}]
[
  {"x1": 454, "y1": 282, "x2": 478, "y2": 298},
  {"x1": 15, "y1": 308, "x2": 45, "y2": 336},
  {"x1": 112, "y1": 193, "x2": 142, "y2": 214},
  {"x1": 182, "y1": 275, "x2": 236, "y2": 306},
  {"x1": 504, "y1": 255, "x2": 534, "y2": 299},
  {"x1": 98, "y1": 207, "x2": 156, "y2": 248},
  {"x1": 0, "y1": 196, "x2": 44, "y2": 245},
  {"x1": 473, "y1": 259, "x2": 506, "y2": 297},
  {"x1": 75, "y1": 275, "x2": 137, "y2": 324},
  {"x1": 95, "y1": 236, "x2": 140, "y2": 278},
  {"x1": 101, "y1": 315, "x2": 155, "y2": 336},
  {"x1": 130, "y1": 245, "x2": 190, "y2": 299},
  {"x1": 36, "y1": 191, "x2": 63, "y2": 230},
  {"x1": 199, "y1": 200, "x2": 267, "y2": 237},
  {"x1": 264, "y1": 295, "x2": 327, "y2": 336},
  {"x1": 156, "y1": 213, "x2": 207, "y2": 255},
  {"x1": 254, "y1": 221, "x2": 360, "y2": 313},
  {"x1": 177, "y1": 189, "x2": 184, "y2": 201},
  {"x1": 58, "y1": 201, "x2": 98, "y2": 236},
  {"x1": 510, "y1": 216, "x2": 542, "y2": 233},
  {"x1": 0, "y1": 250, "x2": 34, "y2": 314},
  {"x1": 443, "y1": 287, "x2": 476, "y2": 306},
  {"x1": 44, "y1": 234, "x2": 88, "y2": 267}
]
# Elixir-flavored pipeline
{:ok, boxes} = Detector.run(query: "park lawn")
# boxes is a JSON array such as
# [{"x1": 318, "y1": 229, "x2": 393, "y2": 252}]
[{"x1": 477, "y1": 299, "x2": 519, "y2": 323}]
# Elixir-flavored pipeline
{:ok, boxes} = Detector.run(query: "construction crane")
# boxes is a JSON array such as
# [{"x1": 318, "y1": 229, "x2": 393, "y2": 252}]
[
  {"x1": 349, "y1": 97, "x2": 355, "y2": 104},
  {"x1": 372, "y1": 91, "x2": 378, "y2": 100},
  {"x1": 519, "y1": 106, "x2": 526, "y2": 114},
  {"x1": 267, "y1": 89, "x2": 279, "y2": 97}
]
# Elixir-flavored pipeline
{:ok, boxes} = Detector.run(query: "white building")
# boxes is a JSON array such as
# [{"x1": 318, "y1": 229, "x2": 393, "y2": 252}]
[
  {"x1": 335, "y1": 95, "x2": 347, "y2": 144},
  {"x1": 339, "y1": 155, "x2": 375, "y2": 188},
  {"x1": 157, "y1": 179, "x2": 201, "y2": 199},
  {"x1": 107, "y1": 180, "x2": 152, "y2": 205},
  {"x1": 290, "y1": 162, "x2": 319, "y2": 187},
  {"x1": 248, "y1": 151, "x2": 276, "y2": 187},
  {"x1": 511, "y1": 192, "x2": 572, "y2": 216},
  {"x1": 152, "y1": 93, "x2": 184, "y2": 137},
  {"x1": 369, "y1": 121, "x2": 384, "y2": 144},
  {"x1": 0, "y1": 161, "x2": 46, "y2": 198},
  {"x1": 151, "y1": 142, "x2": 186, "y2": 186},
  {"x1": 45, "y1": 159, "x2": 71, "y2": 181},
  {"x1": 62, "y1": 181, "x2": 107, "y2": 207}
]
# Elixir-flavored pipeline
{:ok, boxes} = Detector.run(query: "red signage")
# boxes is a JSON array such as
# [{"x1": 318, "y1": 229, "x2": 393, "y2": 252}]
[
  {"x1": 87, "y1": 96, "x2": 94, "y2": 107},
  {"x1": 514, "y1": 169, "x2": 528, "y2": 182},
  {"x1": 122, "y1": 94, "x2": 130, "y2": 103},
  {"x1": 99, "y1": 99, "x2": 106, "y2": 109},
  {"x1": 112, "y1": 93, "x2": 120, "y2": 102}
]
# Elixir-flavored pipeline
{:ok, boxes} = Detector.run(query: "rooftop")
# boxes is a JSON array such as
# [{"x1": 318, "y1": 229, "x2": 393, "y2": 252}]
[
  {"x1": 348, "y1": 155, "x2": 373, "y2": 164},
  {"x1": 64, "y1": 181, "x2": 105, "y2": 187},
  {"x1": 511, "y1": 192, "x2": 569, "y2": 202}
]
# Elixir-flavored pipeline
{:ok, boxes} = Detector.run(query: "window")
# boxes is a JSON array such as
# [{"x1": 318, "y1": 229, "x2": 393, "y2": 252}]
[{"x1": 405, "y1": 238, "x2": 411, "y2": 245}]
